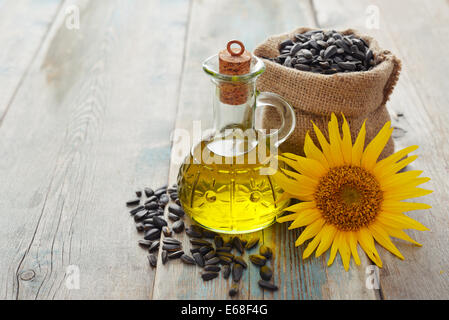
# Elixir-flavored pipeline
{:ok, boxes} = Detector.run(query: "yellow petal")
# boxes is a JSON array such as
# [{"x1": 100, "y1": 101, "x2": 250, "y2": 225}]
[
  {"x1": 273, "y1": 171, "x2": 315, "y2": 201},
  {"x1": 282, "y1": 201, "x2": 316, "y2": 213},
  {"x1": 304, "y1": 132, "x2": 330, "y2": 169},
  {"x1": 348, "y1": 231, "x2": 361, "y2": 265},
  {"x1": 338, "y1": 234, "x2": 351, "y2": 271},
  {"x1": 315, "y1": 224, "x2": 338, "y2": 257},
  {"x1": 379, "y1": 223, "x2": 422, "y2": 246},
  {"x1": 379, "y1": 170, "x2": 424, "y2": 189},
  {"x1": 383, "y1": 177, "x2": 431, "y2": 193},
  {"x1": 328, "y1": 113, "x2": 344, "y2": 165},
  {"x1": 368, "y1": 222, "x2": 404, "y2": 260},
  {"x1": 373, "y1": 145, "x2": 419, "y2": 175},
  {"x1": 341, "y1": 114, "x2": 352, "y2": 164},
  {"x1": 276, "y1": 213, "x2": 298, "y2": 223},
  {"x1": 361, "y1": 121, "x2": 393, "y2": 170},
  {"x1": 383, "y1": 187, "x2": 433, "y2": 201},
  {"x1": 377, "y1": 212, "x2": 429, "y2": 231},
  {"x1": 357, "y1": 228, "x2": 383, "y2": 268},
  {"x1": 381, "y1": 200, "x2": 432, "y2": 213},
  {"x1": 295, "y1": 218, "x2": 325, "y2": 246},
  {"x1": 352, "y1": 120, "x2": 366, "y2": 166},
  {"x1": 275, "y1": 191, "x2": 294, "y2": 204},
  {"x1": 312, "y1": 121, "x2": 335, "y2": 167},
  {"x1": 375, "y1": 155, "x2": 418, "y2": 180},
  {"x1": 302, "y1": 232, "x2": 322, "y2": 259},
  {"x1": 289, "y1": 209, "x2": 322, "y2": 229},
  {"x1": 278, "y1": 154, "x2": 327, "y2": 180},
  {"x1": 327, "y1": 231, "x2": 341, "y2": 266},
  {"x1": 279, "y1": 168, "x2": 318, "y2": 192}
]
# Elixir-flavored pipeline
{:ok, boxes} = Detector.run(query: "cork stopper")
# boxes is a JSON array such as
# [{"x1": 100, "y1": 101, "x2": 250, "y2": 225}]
[{"x1": 218, "y1": 40, "x2": 252, "y2": 105}]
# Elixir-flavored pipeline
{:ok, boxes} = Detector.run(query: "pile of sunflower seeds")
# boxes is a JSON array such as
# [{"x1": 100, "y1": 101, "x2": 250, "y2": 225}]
[
  {"x1": 271, "y1": 29, "x2": 377, "y2": 74},
  {"x1": 126, "y1": 185, "x2": 278, "y2": 297}
]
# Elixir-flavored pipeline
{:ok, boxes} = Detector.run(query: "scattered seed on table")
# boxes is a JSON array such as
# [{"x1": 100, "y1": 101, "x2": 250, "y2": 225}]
[
  {"x1": 162, "y1": 244, "x2": 182, "y2": 252},
  {"x1": 172, "y1": 220, "x2": 185, "y2": 233},
  {"x1": 205, "y1": 265, "x2": 221, "y2": 272},
  {"x1": 168, "y1": 213, "x2": 180, "y2": 221},
  {"x1": 205, "y1": 257, "x2": 220, "y2": 265},
  {"x1": 162, "y1": 226, "x2": 172, "y2": 237},
  {"x1": 163, "y1": 237, "x2": 181, "y2": 245},
  {"x1": 217, "y1": 252, "x2": 234, "y2": 260},
  {"x1": 168, "y1": 204, "x2": 185, "y2": 217},
  {"x1": 232, "y1": 237, "x2": 244, "y2": 254},
  {"x1": 144, "y1": 188, "x2": 154, "y2": 197},
  {"x1": 159, "y1": 194, "x2": 169, "y2": 206},
  {"x1": 201, "y1": 272, "x2": 219, "y2": 281},
  {"x1": 152, "y1": 216, "x2": 167, "y2": 229},
  {"x1": 135, "y1": 191, "x2": 142, "y2": 198},
  {"x1": 148, "y1": 254, "x2": 157, "y2": 268},
  {"x1": 134, "y1": 210, "x2": 149, "y2": 221},
  {"x1": 168, "y1": 250, "x2": 184, "y2": 259},
  {"x1": 249, "y1": 254, "x2": 267, "y2": 266},
  {"x1": 219, "y1": 256, "x2": 232, "y2": 265},
  {"x1": 181, "y1": 254, "x2": 196, "y2": 265},
  {"x1": 161, "y1": 250, "x2": 168, "y2": 265},
  {"x1": 216, "y1": 246, "x2": 232, "y2": 253},
  {"x1": 232, "y1": 263, "x2": 243, "y2": 282},
  {"x1": 169, "y1": 193, "x2": 178, "y2": 200},
  {"x1": 144, "y1": 196, "x2": 158, "y2": 204},
  {"x1": 223, "y1": 265, "x2": 231, "y2": 279},
  {"x1": 260, "y1": 245, "x2": 273, "y2": 259},
  {"x1": 245, "y1": 237, "x2": 259, "y2": 250},
  {"x1": 130, "y1": 206, "x2": 145, "y2": 215},
  {"x1": 126, "y1": 199, "x2": 140, "y2": 207},
  {"x1": 190, "y1": 247, "x2": 200, "y2": 254},
  {"x1": 167, "y1": 187, "x2": 177, "y2": 194},
  {"x1": 201, "y1": 229, "x2": 216, "y2": 239},
  {"x1": 214, "y1": 236, "x2": 224, "y2": 248},
  {"x1": 258, "y1": 280, "x2": 278, "y2": 291},
  {"x1": 135, "y1": 222, "x2": 144, "y2": 232},
  {"x1": 144, "y1": 228, "x2": 161, "y2": 241},
  {"x1": 190, "y1": 239, "x2": 212, "y2": 247},
  {"x1": 149, "y1": 240, "x2": 160, "y2": 252},
  {"x1": 204, "y1": 250, "x2": 216, "y2": 260},
  {"x1": 154, "y1": 188, "x2": 167, "y2": 198},
  {"x1": 260, "y1": 266, "x2": 273, "y2": 281},
  {"x1": 143, "y1": 224, "x2": 156, "y2": 231},
  {"x1": 199, "y1": 246, "x2": 213, "y2": 256},
  {"x1": 138, "y1": 239, "x2": 152, "y2": 247},
  {"x1": 145, "y1": 202, "x2": 159, "y2": 210},
  {"x1": 148, "y1": 211, "x2": 162, "y2": 218},
  {"x1": 175, "y1": 199, "x2": 181, "y2": 206},
  {"x1": 186, "y1": 227, "x2": 202, "y2": 238},
  {"x1": 193, "y1": 252, "x2": 205, "y2": 267},
  {"x1": 229, "y1": 284, "x2": 239, "y2": 297},
  {"x1": 233, "y1": 256, "x2": 248, "y2": 268}
]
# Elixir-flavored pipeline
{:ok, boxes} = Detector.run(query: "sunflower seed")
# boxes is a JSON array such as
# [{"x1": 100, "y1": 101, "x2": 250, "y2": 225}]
[
  {"x1": 138, "y1": 239, "x2": 152, "y2": 247},
  {"x1": 204, "y1": 250, "x2": 216, "y2": 260},
  {"x1": 232, "y1": 263, "x2": 243, "y2": 282},
  {"x1": 135, "y1": 191, "x2": 142, "y2": 198},
  {"x1": 233, "y1": 256, "x2": 248, "y2": 268},
  {"x1": 162, "y1": 226, "x2": 172, "y2": 237},
  {"x1": 217, "y1": 252, "x2": 234, "y2": 260},
  {"x1": 149, "y1": 240, "x2": 160, "y2": 252},
  {"x1": 148, "y1": 254, "x2": 157, "y2": 268},
  {"x1": 279, "y1": 38, "x2": 294, "y2": 51},
  {"x1": 258, "y1": 280, "x2": 278, "y2": 291},
  {"x1": 201, "y1": 272, "x2": 219, "y2": 281},
  {"x1": 324, "y1": 45, "x2": 337, "y2": 59},
  {"x1": 202, "y1": 229, "x2": 216, "y2": 239},
  {"x1": 190, "y1": 239, "x2": 212, "y2": 247},
  {"x1": 181, "y1": 254, "x2": 195, "y2": 265},
  {"x1": 193, "y1": 252, "x2": 205, "y2": 267},
  {"x1": 134, "y1": 210, "x2": 149, "y2": 221},
  {"x1": 205, "y1": 265, "x2": 221, "y2": 272},
  {"x1": 219, "y1": 256, "x2": 233, "y2": 265},
  {"x1": 338, "y1": 61, "x2": 357, "y2": 71},
  {"x1": 144, "y1": 196, "x2": 158, "y2": 204},
  {"x1": 216, "y1": 246, "x2": 232, "y2": 253},
  {"x1": 126, "y1": 199, "x2": 140, "y2": 207},
  {"x1": 232, "y1": 237, "x2": 244, "y2": 254},
  {"x1": 249, "y1": 254, "x2": 267, "y2": 266},
  {"x1": 161, "y1": 250, "x2": 168, "y2": 265},
  {"x1": 135, "y1": 222, "x2": 144, "y2": 232},
  {"x1": 152, "y1": 216, "x2": 168, "y2": 228},
  {"x1": 223, "y1": 265, "x2": 231, "y2": 279},
  {"x1": 172, "y1": 220, "x2": 185, "y2": 233},
  {"x1": 260, "y1": 266, "x2": 273, "y2": 281},
  {"x1": 245, "y1": 237, "x2": 259, "y2": 250},
  {"x1": 205, "y1": 257, "x2": 220, "y2": 265},
  {"x1": 162, "y1": 243, "x2": 182, "y2": 252},
  {"x1": 185, "y1": 226, "x2": 202, "y2": 238},
  {"x1": 168, "y1": 212, "x2": 180, "y2": 221},
  {"x1": 168, "y1": 204, "x2": 185, "y2": 217},
  {"x1": 190, "y1": 247, "x2": 200, "y2": 254},
  {"x1": 259, "y1": 245, "x2": 273, "y2": 259},
  {"x1": 130, "y1": 206, "x2": 145, "y2": 215},
  {"x1": 229, "y1": 284, "x2": 239, "y2": 297},
  {"x1": 199, "y1": 246, "x2": 213, "y2": 256},
  {"x1": 168, "y1": 250, "x2": 184, "y2": 259},
  {"x1": 145, "y1": 202, "x2": 159, "y2": 210},
  {"x1": 154, "y1": 187, "x2": 167, "y2": 198},
  {"x1": 144, "y1": 228, "x2": 161, "y2": 241},
  {"x1": 163, "y1": 237, "x2": 181, "y2": 245},
  {"x1": 214, "y1": 236, "x2": 224, "y2": 248},
  {"x1": 144, "y1": 188, "x2": 154, "y2": 197}
]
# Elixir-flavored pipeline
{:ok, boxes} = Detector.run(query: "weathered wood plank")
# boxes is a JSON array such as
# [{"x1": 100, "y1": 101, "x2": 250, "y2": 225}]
[
  {"x1": 313, "y1": 0, "x2": 449, "y2": 299},
  {"x1": 0, "y1": 0, "x2": 62, "y2": 122},
  {"x1": 154, "y1": 0, "x2": 377, "y2": 300},
  {"x1": 0, "y1": 0, "x2": 190, "y2": 299}
]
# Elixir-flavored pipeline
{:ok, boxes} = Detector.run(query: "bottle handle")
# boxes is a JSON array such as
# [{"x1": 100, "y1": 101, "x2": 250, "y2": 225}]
[{"x1": 256, "y1": 92, "x2": 296, "y2": 147}]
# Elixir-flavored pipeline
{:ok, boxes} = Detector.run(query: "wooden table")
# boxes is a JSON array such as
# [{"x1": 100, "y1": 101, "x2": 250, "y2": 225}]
[{"x1": 0, "y1": 0, "x2": 447, "y2": 300}]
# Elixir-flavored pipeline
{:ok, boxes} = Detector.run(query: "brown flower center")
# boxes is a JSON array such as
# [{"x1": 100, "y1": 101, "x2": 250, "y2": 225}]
[{"x1": 314, "y1": 166, "x2": 383, "y2": 231}]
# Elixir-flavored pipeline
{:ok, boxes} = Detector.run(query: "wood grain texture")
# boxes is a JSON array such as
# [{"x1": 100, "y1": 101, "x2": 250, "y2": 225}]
[
  {"x1": 0, "y1": 0, "x2": 190, "y2": 299},
  {"x1": 313, "y1": 0, "x2": 449, "y2": 299},
  {"x1": 153, "y1": 0, "x2": 377, "y2": 300},
  {"x1": 0, "y1": 0, "x2": 62, "y2": 123}
]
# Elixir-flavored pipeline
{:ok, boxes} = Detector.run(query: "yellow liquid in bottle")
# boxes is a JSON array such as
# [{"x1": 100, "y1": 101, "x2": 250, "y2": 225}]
[{"x1": 177, "y1": 136, "x2": 289, "y2": 234}]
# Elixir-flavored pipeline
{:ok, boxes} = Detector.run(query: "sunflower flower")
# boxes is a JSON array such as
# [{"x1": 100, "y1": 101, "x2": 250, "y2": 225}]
[{"x1": 274, "y1": 113, "x2": 432, "y2": 271}]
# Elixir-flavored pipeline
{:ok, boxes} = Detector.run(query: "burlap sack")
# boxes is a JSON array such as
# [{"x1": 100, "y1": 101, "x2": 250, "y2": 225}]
[{"x1": 254, "y1": 27, "x2": 401, "y2": 159}]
